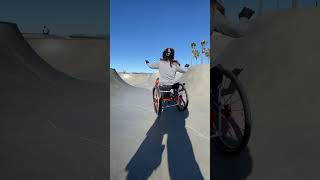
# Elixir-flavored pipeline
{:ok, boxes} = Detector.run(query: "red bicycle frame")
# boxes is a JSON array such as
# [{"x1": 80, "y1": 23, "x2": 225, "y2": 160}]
[{"x1": 155, "y1": 77, "x2": 184, "y2": 106}]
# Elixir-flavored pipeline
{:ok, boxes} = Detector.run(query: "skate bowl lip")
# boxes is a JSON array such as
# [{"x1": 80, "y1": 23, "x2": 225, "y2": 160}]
[{"x1": 23, "y1": 33, "x2": 108, "y2": 40}]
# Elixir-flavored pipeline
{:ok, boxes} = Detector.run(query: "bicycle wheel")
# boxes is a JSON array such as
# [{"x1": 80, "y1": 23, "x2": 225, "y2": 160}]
[
  {"x1": 213, "y1": 67, "x2": 251, "y2": 154},
  {"x1": 176, "y1": 83, "x2": 189, "y2": 111},
  {"x1": 153, "y1": 87, "x2": 162, "y2": 115}
]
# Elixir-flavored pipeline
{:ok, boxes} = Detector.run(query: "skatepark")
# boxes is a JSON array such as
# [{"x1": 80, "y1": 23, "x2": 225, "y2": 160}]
[
  {"x1": 24, "y1": 33, "x2": 107, "y2": 82},
  {"x1": 212, "y1": 7, "x2": 320, "y2": 180},
  {"x1": 110, "y1": 64, "x2": 210, "y2": 179},
  {"x1": 0, "y1": 22, "x2": 108, "y2": 179}
]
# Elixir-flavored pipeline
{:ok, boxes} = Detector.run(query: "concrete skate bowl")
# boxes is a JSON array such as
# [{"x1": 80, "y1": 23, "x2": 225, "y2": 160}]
[
  {"x1": 24, "y1": 34, "x2": 108, "y2": 82},
  {"x1": 118, "y1": 71, "x2": 183, "y2": 90},
  {"x1": 118, "y1": 72, "x2": 154, "y2": 89},
  {"x1": 110, "y1": 64, "x2": 210, "y2": 179},
  {"x1": 110, "y1": 68, "x2": 133, "y2": 90},
  {"x1": 212, "y1": 8, "x2": 320, "y2": 180},
  {"x1": 0, "y1": 22, "x2": 107, "y2": 179},
  {"x1": 179, "y1": 64, "x2": 209, "y2": 98},
  {"x1": 211, "y1": 32, "x2": 234, "y2": 61}
]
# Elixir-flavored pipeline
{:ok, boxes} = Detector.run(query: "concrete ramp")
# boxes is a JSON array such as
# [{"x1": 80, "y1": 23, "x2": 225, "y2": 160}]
[
  {"x1": 180, "y1": 64, "x2": 210, "y2": 97},
  {"x1": 0, "y1": 22, "x2": 74, "y2": 84},
  {"x1": 211, "y1": 32, "x2": 234, "y2": 60},
  {"x1": 26, "y1": 36, "x2": 108, "y2": 82},
  {"x1": 213, "y1": 7, "x2": 320, "y2": 180},
  {"x1": 110, "y1": 68, "x2": 132, "y2": 89},
  {"x1": 111, "y1": 64, "x2": 210, "y2": 179},
  {"x1": 0, "y1": 22, "x2": 107, "y2": 179},
  {"x1": 119, "y1": 72, "x2": 154, "y2": 89}
]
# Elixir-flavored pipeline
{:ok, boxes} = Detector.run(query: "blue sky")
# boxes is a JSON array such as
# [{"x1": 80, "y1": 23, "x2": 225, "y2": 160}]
[
  {"x1": 110, "y1": 0, "x2": 210, "y2": 73},
  {"x1": 221, "y1": 0, "x2": 318, "y2": 21},
  {"x1": 0, "y1": 0, "x2": 108, "y2": 35}
]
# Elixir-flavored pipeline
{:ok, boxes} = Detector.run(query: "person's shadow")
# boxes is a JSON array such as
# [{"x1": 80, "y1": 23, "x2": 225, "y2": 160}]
[
  {"x1": 211, "y1": 111, "x2": 253, "y2": 180},
  {"x1": 125, "y1": 108, "x2": 204, "y2": 180},
  {"x1": 211, "y1": 143, "x2": 253, "y2": 180}
]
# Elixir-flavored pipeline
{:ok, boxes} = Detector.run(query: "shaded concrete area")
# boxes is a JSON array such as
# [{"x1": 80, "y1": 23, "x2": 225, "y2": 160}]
[
  {"x1": 0, "y1": 22, "x2": 108, "y2": 179},
  {"x1": 126, "y1": 109, "x2": 204, "y2": 180},
  {"x1": 212, "y1": 7, "x2": 320, "y2": 180},
  {"x1": 110, "y1": 65, "x2": 210, "y2": 179},
  {"x1": 211, "y1": 32, "x2": 234, "y2": 61},
  {"x1": 25, "y1": 35, "x2": 108, "y2": 82}
]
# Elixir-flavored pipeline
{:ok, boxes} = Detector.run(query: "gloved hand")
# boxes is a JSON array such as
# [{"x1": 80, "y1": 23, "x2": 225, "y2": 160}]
[
  {"x1": 232, "y1": 68, "x2": 243, "y2": 76},
  {"x1": 184, "y1": 64, "x2": 190, "y2": 68},
  {"x1": 145, "y1": 60, "x2": 149, "y2": 64}
]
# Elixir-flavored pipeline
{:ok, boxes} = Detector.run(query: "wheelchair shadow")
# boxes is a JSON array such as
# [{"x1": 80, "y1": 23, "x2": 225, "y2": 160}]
[
  {"x1": 211, "y1": 145, "x2": 253, "y2": 180},
  {"x1": 125, "y1": 108, "x2": 204, "y2": 180}
]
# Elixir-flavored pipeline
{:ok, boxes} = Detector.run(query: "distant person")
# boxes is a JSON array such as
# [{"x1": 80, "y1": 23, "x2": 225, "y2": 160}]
[
  {"x1": 212, "y1": 0, "x2": 255, "y2": 38},
  {"x1": 42, "y1": 26, "x2": 50, "y2": 35},
  {"x1": 145, "y1": 48, "x2": 189, "y2": 95}
]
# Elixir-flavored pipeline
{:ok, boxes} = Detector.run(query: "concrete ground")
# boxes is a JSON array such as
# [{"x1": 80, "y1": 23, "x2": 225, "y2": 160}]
[
  {"x1": 212, "y1": 7, "x2": 320, "y2": 180},
  {"x1": 0, "y1": 22, "x2": 108, "y2": 179},
  {"x1": 110, "y1": 65, "x2": 210, "y2": 179},
  {"x1": 25, "y1": 35, "x2": 108, "y2": 82}
]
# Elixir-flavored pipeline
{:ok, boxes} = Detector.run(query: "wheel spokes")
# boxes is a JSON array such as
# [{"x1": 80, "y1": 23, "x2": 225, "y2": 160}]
[{"x1": 214, "y1": 72, "x2": 248, "y2": 150}]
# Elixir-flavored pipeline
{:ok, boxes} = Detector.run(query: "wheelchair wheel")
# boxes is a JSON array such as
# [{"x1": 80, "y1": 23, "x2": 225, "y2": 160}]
[
  {"x1": 153, "y1": 87, "x2": 162, "y2": 115},
  {"x1": 176, "y1": 83, "x2": 189, "y2": 111},
  {"x1": 213, "y1": 66, "x2": 251, "y2": 155}
]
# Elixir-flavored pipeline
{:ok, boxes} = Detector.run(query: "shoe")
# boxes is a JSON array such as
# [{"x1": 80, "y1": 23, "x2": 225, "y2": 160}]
[{"x1": 238, "y1": 7, "x2": 255, "y2": 19}]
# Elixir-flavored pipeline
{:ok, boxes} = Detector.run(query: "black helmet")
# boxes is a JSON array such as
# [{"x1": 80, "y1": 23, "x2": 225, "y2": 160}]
[{"x1": 162, "y1": 48, "x2": 174, "y2": 60}]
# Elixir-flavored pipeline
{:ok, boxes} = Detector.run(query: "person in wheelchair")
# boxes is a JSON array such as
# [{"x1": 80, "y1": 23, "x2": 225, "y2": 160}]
[{"x1": 145, "y1": 48, "x2": 189, "y2": 98}]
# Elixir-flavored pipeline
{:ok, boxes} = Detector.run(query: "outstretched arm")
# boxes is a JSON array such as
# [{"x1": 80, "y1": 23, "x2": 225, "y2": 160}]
[
  {"x1": 145, "y1": 60, "x2": 159, "y2": 69},
  {"x1": 176, "y1": 64, "x2": 187, "y2": 73}
]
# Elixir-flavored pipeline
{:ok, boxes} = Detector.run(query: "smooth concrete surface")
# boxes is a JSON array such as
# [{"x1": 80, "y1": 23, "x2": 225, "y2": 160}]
[
  {"x1": 212, "y1": 7, "x2": 320, "y2": 180},
  {"x1": 0, "y1": 22, "x2": 108, "y2": 180},
  {"x1": 25, "y1": 34, "x2": 108, "y2": 82},
  {"x1": 110, "y1": 64, "x2": 210, "y2": 179}
]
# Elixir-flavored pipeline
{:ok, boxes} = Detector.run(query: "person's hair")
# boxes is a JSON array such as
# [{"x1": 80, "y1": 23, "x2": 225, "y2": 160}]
[
  {"x1": 161, "y1": 48, "x2": 176, "y2": 67},
  {"x1": 162, "y1": 48, "x2": 174, "y2": 60}
]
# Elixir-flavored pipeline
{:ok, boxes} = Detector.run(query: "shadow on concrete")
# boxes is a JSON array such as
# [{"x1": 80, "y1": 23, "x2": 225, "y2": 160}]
[
  {"x1": 211, "y1": 145, "x2": 253, "y2": 180},
  {"x1": 125, "y1": 108, "x2": 204, "y2": 180}
]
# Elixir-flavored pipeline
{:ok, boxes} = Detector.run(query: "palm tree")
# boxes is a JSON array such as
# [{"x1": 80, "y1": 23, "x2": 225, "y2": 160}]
[
  {"x1": 194, "y1": 49, "x2": 200, "y2": 64},
  {"x1": 191, "y1": 42, "x2": 197, "y2": 66},
  {"x1": 205, "y1": 48, "x2": 210, "y2": 64},
  {"x1": 200, "y1": 40, "x2": 208, "y2": 64}
]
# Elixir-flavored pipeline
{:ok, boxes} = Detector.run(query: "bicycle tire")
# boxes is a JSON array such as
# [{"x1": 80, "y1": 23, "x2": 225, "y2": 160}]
[
  {"x1": 153, "y1": 87, "x2": 162, "y2": 115},
  {"x1": 176, "y1": 83, "x2": 189, "y2": 111},
  {"x1": 214, "y1": 67, "x2": 251, "y2": 155}
]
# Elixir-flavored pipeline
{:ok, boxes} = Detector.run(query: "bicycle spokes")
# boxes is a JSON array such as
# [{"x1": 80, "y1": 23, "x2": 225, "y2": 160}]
[
  {"x1": 220, "y1": 92, "x2": 246, "y2": 143},
  {"x1": 213, "y1": 69, "x2": 249, "y2": 150}
]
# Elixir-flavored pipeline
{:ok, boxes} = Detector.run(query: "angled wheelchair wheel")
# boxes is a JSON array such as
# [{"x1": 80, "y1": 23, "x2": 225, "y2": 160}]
[
  {"x1": 176, "y1": 83, "x2": 189, "y2": 111},
  {"x1": 153, "y1": 86, "x2": 162, "y2": 115},
  {"x1": 213, "y1": 66, "x2": 251, "y2": 155}
]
